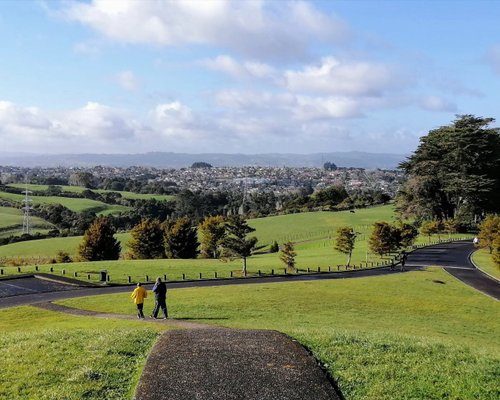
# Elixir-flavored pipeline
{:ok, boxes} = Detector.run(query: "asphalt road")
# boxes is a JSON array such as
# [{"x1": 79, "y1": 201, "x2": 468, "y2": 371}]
[
  {"x1": 407, "y1": 240, "x2": 500, "y2": 300},
  {"x1": 0, "y1": 240, "x2": 498, "y2": 309}
]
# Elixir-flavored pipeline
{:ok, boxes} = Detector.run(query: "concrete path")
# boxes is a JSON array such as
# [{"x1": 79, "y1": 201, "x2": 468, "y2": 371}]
[
  {"x1": 134, "y1": 329, "x2": 341, "y2": 400},
  {"x1": 407, "y1": 241, "x2": 500, "y2": 300}
]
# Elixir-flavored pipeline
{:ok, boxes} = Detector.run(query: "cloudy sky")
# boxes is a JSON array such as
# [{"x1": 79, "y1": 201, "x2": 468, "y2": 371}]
[{"x1": 0, "y1": 0, "x2": 499, "y2": 155}]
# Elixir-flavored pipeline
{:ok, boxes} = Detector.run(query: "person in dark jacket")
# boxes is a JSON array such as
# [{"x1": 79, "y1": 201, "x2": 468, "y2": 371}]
[{"x1": 150, "y1": 277, "x2": 168, "y2": 319}]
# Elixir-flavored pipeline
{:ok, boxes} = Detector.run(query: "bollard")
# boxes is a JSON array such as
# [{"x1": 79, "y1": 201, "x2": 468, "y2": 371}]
[
  {"x1": 74, "y1": 272, "x2": 78, "y2": 277},
  {"x1": 50, "y1": 267, "x2": 53, "y2": 272},
  {"x1": 214, "y1": 272, "x2": 217, "y2": 278},
  {"x1": 258, "y1": 270, "x2": 261, "y2": 276},
  {"x1": 128, "y1": 276, "x2": 131, "y2": 283},
  {"x1": 107, "y1": 275, "x2": 110, "y2": 282},
  {"x1": 328, "y1": 266, "x2": 331, "y2": 272},
  {"x1": 35, "y1": 265, "x2": 39, "y2": 271},
  {"x1": 283, "y1": 268, "x2": 287, "y2": 275},
  {"x1": 62, "y1": 269, "x2": 65, "y2": 275},
  {"x1": 337, "y1": 265, "x2": 340, "y2": 271},
  {"x1": 163, "y1": 274, "x2": 167, "y2": 281},
  {"x1": 307, "y1": 267, "x2": 310, "y2": 273},
  {"x1": 199, "y1": 273, "x2": 202, "y2": 279},
  {"x1": 88, "y1": 274, "x2": 91, "y2": 280},
  {"x1": 0, "y1": 269, "x2": 3, "y2": 275},
  {"x1": 317, "y1": 267, "x2": 320, "y2": 273},
  {"x1": 145, "y1": 275, "x2": 149, "y2": 282},
  {"x1": 271, "y1": 269, "x2": 274, "y2": 275},
  {"x1": 17, "y1": 267, "x2": 21, "y2": 273},
  {"x1": 182, "y1": 273, "x2": 185, "y2": 280},
  {"x1": 230, "y1": 271, "x2": 233, "y2": 278}
]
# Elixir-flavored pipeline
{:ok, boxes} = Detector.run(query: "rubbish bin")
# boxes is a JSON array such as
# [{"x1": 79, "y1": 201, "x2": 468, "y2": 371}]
[{"x1": 100, "y1": 270, "x2": 107, "y2": 282}]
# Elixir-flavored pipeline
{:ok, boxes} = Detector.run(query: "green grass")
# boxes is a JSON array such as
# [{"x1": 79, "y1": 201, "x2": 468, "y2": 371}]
[
  {"x1": 0, "y1": 306, "x2": 167, "y2": 399},
  {"x1": 0, "y1": 190, "x2": 130, "y2": 215},
  {"x1": 58, "y1": 268, "x2": 500, "y2": 399},
  {"x1": 8, "y1": 183, "x2": 176, "y2": 201},
  {"x1": 0, "y1": 205, "x2": 54, "y2": 237},
  {"x1": 472, "y1": 249, "x2": 500, "y2": 280}
]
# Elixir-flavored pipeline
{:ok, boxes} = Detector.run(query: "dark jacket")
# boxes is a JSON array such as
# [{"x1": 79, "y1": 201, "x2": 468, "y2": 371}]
[{"x1": 152, "y1": 281, "x2": 167, "y2": 300}]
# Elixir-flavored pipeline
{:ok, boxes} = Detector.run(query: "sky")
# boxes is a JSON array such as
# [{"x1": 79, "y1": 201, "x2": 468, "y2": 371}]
[{"x1": 0, "y1": 0, "x2": 499, "y2": 155}]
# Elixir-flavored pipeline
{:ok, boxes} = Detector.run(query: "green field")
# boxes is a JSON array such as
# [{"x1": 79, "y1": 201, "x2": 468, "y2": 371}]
[
  {"x1": 0, "y1": 306, "x2": 166, "y2": 399},
  {"x1": 57, "y1": 268, "x2": 500, "y2": 399},
  {"x1": 0, "y1": 206, "x2": 54, "y2": 237},
  {"x1": 7, "y1": 184, "x2": 175, "y2": 201},
  {"x1": 0, "y1": 190, "x2": 130, "y2": 215},
  {"x1": 472, "y1": 249, "x2": 500, "y2": 280}
]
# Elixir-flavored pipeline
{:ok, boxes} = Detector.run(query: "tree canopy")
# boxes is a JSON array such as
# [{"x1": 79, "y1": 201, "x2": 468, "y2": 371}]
[
  {"x1": 127, "y1": 218, "x2": 165, "y2": 259},
  {"x1": 397, "y1": 115, "x2": 500, "y2": 221},
  {"x1": 78, "y1": 216, "x2": 121, "y2": 261},
  {"x1": 222, "y1": 216, "x2": 258, "y2": 276}
]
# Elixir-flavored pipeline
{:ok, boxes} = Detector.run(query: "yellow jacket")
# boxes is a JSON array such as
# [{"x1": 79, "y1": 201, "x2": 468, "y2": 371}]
[{"x1": 131, "y1": 286, "x2": 147, "y2": 304}]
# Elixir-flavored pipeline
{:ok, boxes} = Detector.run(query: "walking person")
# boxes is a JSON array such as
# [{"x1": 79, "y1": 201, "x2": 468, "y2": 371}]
[
  {"x1": 151, "y1": 277, "x2": 168, "y2": 319},
  {"x1": 131, "y1": 282, "x2": 147, "y2": 319},
  {"x1": 400, "y1": 251, "x2": 408, "y2": 271}
]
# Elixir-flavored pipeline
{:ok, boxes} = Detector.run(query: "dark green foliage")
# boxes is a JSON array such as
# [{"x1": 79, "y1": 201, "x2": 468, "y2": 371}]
[
  {"x1": 78, "y1": 217, "x2": 121, "y2": 261},
  {"x1": 127, "y1": 219, "x2": 165, "y2": 259},
  {"x1": 398, "y1": 115, "x2": 500, "y2": 220},
  {"x1": 56, "y1": 250, "x2": 72, "y2": 263},
  {"x1": 191, "y1": 162, "x2": 212, "y2": 168},
  {"x1": 222, "y1": 216, "x2": 258, "y2": 275},
  {"x1": 164, "y1": 217, "x2": 200, "y2": 259},
  {"x1": 369, "y1": 222, "x2": 398, "y2": 256},
  {"x1": 323, "y1": 162, "x2": 337, "y2": 171},
  {"x1": 269, "y1": 240, "x2": 279, "y2": 253}
]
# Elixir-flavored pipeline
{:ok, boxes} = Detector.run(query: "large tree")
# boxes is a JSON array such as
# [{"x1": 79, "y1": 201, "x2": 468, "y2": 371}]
[
  {"x1": 397, "y1": 115, "x2": 500, "y2": 220},
  {"x1": 127, "y1": 218, "x2": 165, "y2": 259},
  {"x1": 78, "y1": 216, "x2": 121, "y2": 261},
  {"x1": 164, "y1": 217, "x2": 199, "y2": 259},
  {"x1": 478, "y1": 215, "x2": 500, "y2": 254},
  {"x1": 199, "y1": 215, "x2": 226, "y2": 259},
  {"x1": 369, "y1": 221, "x2": 399, "y2": 257},
  {"x1": 222, "y1": 216, "x2": 258, "y2": 276},
  {"x1": 334, "y1": 226, "x2": 357, "y2": 266}
]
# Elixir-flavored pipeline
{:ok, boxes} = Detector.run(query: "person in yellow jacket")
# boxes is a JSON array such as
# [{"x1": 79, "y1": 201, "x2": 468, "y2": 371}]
[{"x1": 131, "y1": 282, "x2": 147, "y2": 319}]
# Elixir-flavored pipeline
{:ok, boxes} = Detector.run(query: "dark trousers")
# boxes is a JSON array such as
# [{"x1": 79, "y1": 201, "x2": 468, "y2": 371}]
[
  {"x1": 152, "y1": 299, "x2": 168, "y2": 318},
  {"x1": 136, "y1": 303, "x2": 145, "y2": 318}
]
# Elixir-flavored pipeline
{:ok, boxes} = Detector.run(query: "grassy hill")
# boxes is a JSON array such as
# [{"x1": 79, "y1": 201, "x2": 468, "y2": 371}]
[
  {"x1": 0, "y1": 206, "x2": 54, "y2": 238},
  {"x1": 0, "y1": 190, "x2": 130, "y2": 215},
  {"x1": 53, "y1": 268, "x2": 500, "y2": 399},
  {"x1": 7, "y1": 184, "x2": 175, "y2": 201}
]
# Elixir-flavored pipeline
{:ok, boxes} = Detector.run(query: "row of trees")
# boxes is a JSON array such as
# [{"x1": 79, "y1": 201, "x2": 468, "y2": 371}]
[{"x1": 77, "y1": 215, "x2": 260, "y2": 275}]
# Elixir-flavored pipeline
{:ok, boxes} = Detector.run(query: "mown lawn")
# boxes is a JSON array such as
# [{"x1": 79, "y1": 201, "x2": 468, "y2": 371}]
[
  {"x1": 58, "y1": 268, "x2": 500, "y2": 399},
  {"x1": 0, "y1": 306, "x2": 167, "y2": 400},
  {"x1": 472, "y1": 248, "x2": 500, "y2": 280}
]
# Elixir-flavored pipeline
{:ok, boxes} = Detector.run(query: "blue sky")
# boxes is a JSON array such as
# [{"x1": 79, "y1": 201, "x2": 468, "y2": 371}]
[{"x1": 0, "y1": 0, "x2": 499, "y2": 155}]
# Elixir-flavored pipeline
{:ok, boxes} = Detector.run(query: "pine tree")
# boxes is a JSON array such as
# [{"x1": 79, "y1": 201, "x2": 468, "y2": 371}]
[
  {"x1": 222, "y1": 215, "x2": 258, "y2": 276},
  {"x1": 334, "y1": 226, "x2": 357, "y2": 266},
  {"x1": 127, "y1": 219, "x2": 165, "y2": 259},
  {"x1": 78, "y1": 216, "x2": 121, "y2": 261},
  {"x1": 279, "y1": 241, "x2": 297, "y2": 272},
  {"x1": 199, "y1": 215, "x2": 226, "y2": 259},
  {"x1": 164, "y1": 217, "x2": 199, "y2": 259}
]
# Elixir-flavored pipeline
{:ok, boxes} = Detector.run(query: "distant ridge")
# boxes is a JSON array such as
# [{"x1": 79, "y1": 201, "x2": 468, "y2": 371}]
[{"x1": 0, "y1": 151, "x2": 406, "y2": 169}]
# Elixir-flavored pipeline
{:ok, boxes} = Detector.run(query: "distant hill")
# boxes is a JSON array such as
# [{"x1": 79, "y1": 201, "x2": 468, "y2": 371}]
[{"x1": 0, "y1": 151, "x2": 406, "y2": 169}]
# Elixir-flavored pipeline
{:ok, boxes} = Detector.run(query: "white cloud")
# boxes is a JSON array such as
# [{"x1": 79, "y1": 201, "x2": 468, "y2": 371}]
[
  {"x1": 61, "y1": 0, "x2": 351, "y2": 61},
  {"x1": 284, "y1": 57, "x2": 397, "y2": 96},
  {"x1": 419, "y1": 96, "x2": 457, "y2": 112},
  {"x1": 115, "y1": 70, "x2": 141, "y2": 91},
  {"x1": 201, "y1": 55, "x2": 277, "y2": 81}
]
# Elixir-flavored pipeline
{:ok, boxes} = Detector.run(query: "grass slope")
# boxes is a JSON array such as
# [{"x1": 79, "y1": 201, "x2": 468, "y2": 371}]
[
  {"x1": 0, "y1": 206, "x2": 54, "y2": 237},
  {"x1": 472, "y1": 249, "x2": 500, "y2": 280},
  {"x1": 58, "y1": 268, "x2": 500, "y2": 400},
  {"x1": 0, "y1": 190, "x2": 130, "y2": 215},
  {"x1": 8, "y1": 183, "x2": 175, "y2": 201},
  {"x1": 0, "y1": 306, "x2": 166, "y2": 399}
]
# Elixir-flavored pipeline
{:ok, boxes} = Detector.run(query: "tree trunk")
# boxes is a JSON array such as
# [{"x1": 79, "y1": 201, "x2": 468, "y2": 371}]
[
  {"x1": 242, "y1": 257, "x2": 247, "y2": 276},
  {"x1": 347, "y1": 251, "x2": 351, "y2": 267}
]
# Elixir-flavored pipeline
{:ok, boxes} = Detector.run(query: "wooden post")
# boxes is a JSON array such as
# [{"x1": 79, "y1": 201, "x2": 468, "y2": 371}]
[
  {"x1": 199, "y1": 273, "x2": 202, "y2": 279},
  {"x1": 271, "y1": 269, "x2": 274, "y2": 275},
  {"x1": 0, "y1": 269, "x2": 3, "y2": 275},
  {"x1": 230, "y1": 271, "x2": 233, "y2": 278},
  {"x1": 17, "y1": 267, "x2": 21, "y2": 273},
  {"x1": 88, "y1": 274, "x2": 91, "y2": 280},
  {"x1": 163, "y1": 274, "x2": 167, "y2": 281},
  {"x1": 62, "y1": 269, "x2": 65, "y2": 275},
  {"x1": 35, "y1": 265, "x2": 39, "y2": 271},
  {"x1": 182, "y1": 273, "x2": 185, "y2": 280},
  {"x1": 258, "y1": 270, "x2": 261, "y2": 276},
  {"x1": 145, "y1": 275, "x2": 149, "y2": 282},
  {"x1": 214, "y1": 271, "x2": 217, "y2": 278},
  {"x1": 128, "y1": 276, "x2": 131, "y2": 283},
  {"x1": 317, "y1": 267, "x2": 320, "y2": 273},
  {"x1": 307, "y1": 267, "x2": 310, "y2": 273},
  {"x1": 107, "y1": 275, "x2": 110, "y2": 282},
  {"x1": 50, "y1": 267, "x2": 53, "y2": 272},
  {"x1": 74, "y1": 272, "x2": 78, "y2": 277}
]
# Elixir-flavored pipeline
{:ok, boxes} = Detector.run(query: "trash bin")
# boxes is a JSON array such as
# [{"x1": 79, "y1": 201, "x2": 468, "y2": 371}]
[{"x1": 100, "y1": 270, "x2": 107, "y2": 282}]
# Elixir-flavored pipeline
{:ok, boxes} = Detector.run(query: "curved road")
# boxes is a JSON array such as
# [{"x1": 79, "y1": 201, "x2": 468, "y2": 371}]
[{"x1": 0, "y1": 240, "x2": 498, "y2": 309}]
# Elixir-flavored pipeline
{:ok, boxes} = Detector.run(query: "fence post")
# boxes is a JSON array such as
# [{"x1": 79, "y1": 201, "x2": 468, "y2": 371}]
[
  {"x1": 74, "y1": 272, "x2": 78, "y2": 277},
  {"x1": 230, "y1": 271, "x2": 233, "y2": 278},
  {"x1": 128, "y1": 276, "x2": 131, "y2": 283},
  {"x1": 163, "y1": 274, "x2": 167, "y2": 281},
  {"x1": 17, "y1": 267, "x2": 21, "y2": 273},
  {"x1": 35, "y1": 265, "x2": 39, "y2": 271},
  {"x1": 50, "y1": 267, "x2": 53, "y2": 272},
  {"x1": 0, "y1": 269, "x2": 3, "y2": 275},
  {"x1": 145, "y1": 275, "x2": 149, "y2": 282},
  {"x1": 307, "y1": 267, "x2": 310, "y2": 273},
  {"x1": 62, "y1": 269, "x2": 65, "y2": 275},
  {"x1": 199, "y1": 273, "x2": 202, "y2": 279},
  {"x1": 214, "y1": 272, "x2": 218, "y2": 279},
  {"x1": 271, "y1": 269, "x2": 274, "y2": 275},
  {"x1": 88, "y1": 274, "x2": 91, "y2": 280},
  {"x1": 317, "y1": 267, "x2": 321, "y2": 273},
  {"x1": 107, "y1": 275, "x2": 110, "y2": 282},
  {"x1": 182, "y1": 273, "x2": 185, "y2": 280},
  {"x1": 258, "y1": 270, "x2": 261, "y2": 277}
]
